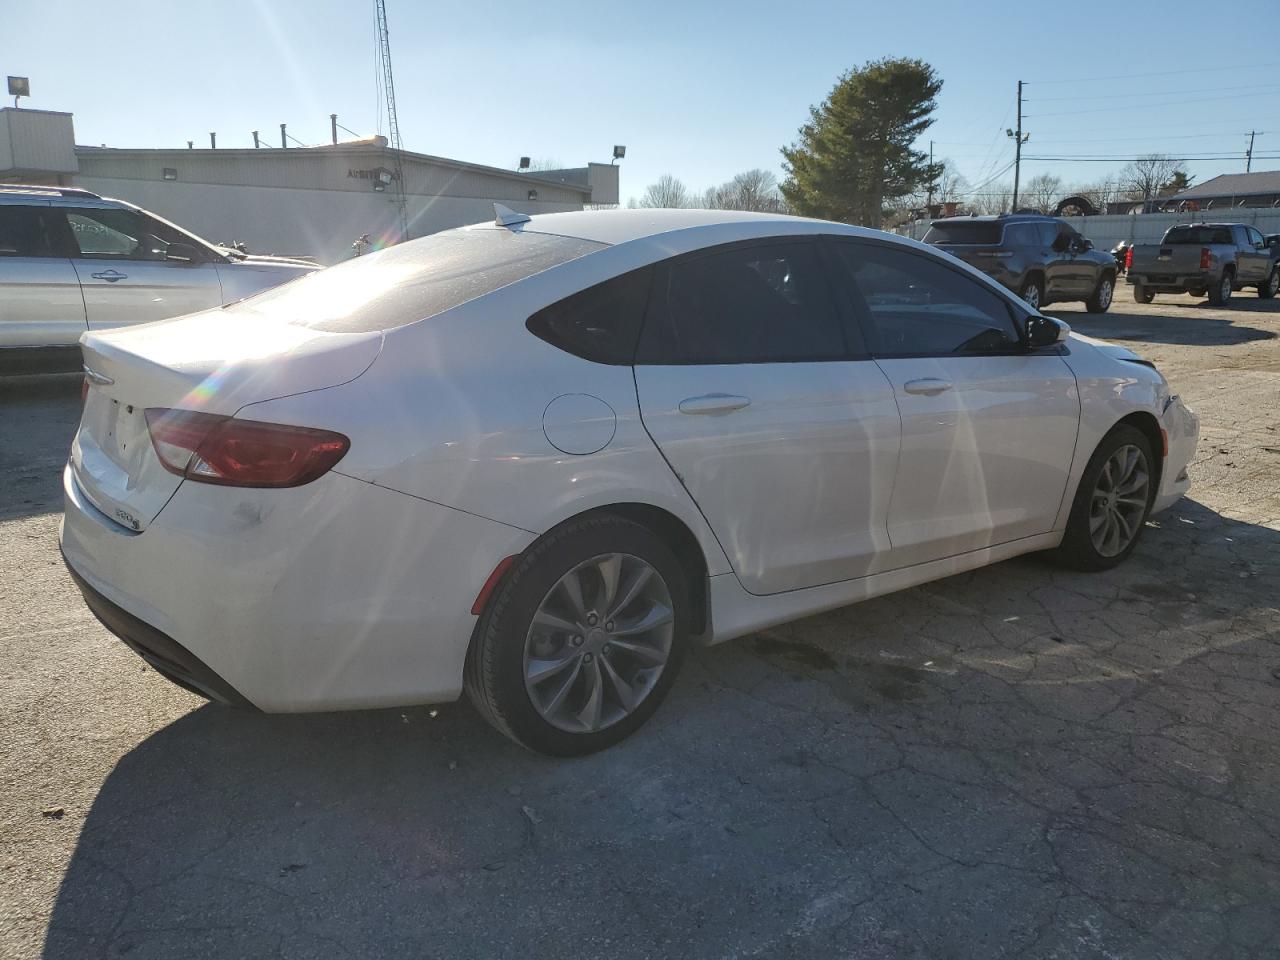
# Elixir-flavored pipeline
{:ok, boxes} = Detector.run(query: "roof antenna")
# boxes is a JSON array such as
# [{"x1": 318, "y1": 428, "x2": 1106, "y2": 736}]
[{"x1": 494, "y1": 203, "x2": 531, "y2": 228}]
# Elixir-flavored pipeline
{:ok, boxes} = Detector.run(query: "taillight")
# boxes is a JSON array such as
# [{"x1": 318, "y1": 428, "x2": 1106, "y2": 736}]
[
  {"x1": 144, "y1": 408, "x2": 349, "y2": 488},
  {"x1": 1200, "y1": 247, "x2": 1211, "y2": 269},
  {"x1": 1124, "y1": 247, "x2": 1134, "y2": 269}
]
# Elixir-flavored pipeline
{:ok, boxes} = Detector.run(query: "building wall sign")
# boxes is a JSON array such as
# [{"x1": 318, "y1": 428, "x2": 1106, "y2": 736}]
[{"x1": 347, "y1": 167, "x2": 396, "y2": 183}]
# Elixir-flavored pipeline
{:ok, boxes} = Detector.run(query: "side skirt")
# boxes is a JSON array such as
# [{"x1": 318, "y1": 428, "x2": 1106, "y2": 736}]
[{"x1": 704, "y1": 532, "x2": 1062, "y2": 645}]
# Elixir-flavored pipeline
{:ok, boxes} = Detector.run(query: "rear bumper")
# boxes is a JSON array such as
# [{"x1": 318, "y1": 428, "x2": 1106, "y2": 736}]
[
  {"x1": 60, "y1": 464, "x2": 534, "y2": 712},
  {"x1": 1127, "y1": 273, "x2": 1210, "y2": 291},
  {"x1": 63, "y1": 552, "x2": 255, "y2": 708}
]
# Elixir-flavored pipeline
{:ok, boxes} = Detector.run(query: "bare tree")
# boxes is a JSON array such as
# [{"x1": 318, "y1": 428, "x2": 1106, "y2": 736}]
[
  {"x1": 638, "y1": 174, "x2": 694, "y2": 209},
  {"x1": 1023, "y1": 173, "x2": 1063, "y2": 214},
  {"x1": 1119, "y1": 154, "x2": 1189, "y2": 209},
  {"x1": 934, "y1": 159, "x2": 970, "y2": 203},
  {"x1": 968, "y1": 183, "x2": 1014, "y2": 216},
  {"x1": 703, "y1": 169, "x2": 788, "y2": 212}
]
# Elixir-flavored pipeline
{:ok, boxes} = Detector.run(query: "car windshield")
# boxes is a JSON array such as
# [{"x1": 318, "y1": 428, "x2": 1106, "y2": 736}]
[
  {"x1": 222, "y1": 228, "x2": 605, "y2": 332},
  {"x1": 923, "y1": 222, "x2": 1003, "y2": 244},
  {"x1": 1163, "y1": 225, "x2": 1233, "y2": 245}
]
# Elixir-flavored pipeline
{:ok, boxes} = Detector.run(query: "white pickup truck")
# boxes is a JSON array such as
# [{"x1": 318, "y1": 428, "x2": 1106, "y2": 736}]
[
  {"x1": 0, "y1": 184, "x2": 318, "y2": 374},
  {"x1": 1126, "y1": 222, "x2": 1278, "y2": 306}
]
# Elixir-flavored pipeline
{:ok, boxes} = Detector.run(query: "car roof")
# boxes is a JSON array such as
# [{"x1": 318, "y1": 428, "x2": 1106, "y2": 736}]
[
  {"x1": 512, "y1": 207, "x2": 883, "y2": 246},
  {"x1": 929, "y1": 213, "x2": 1055, "y2": 226}
]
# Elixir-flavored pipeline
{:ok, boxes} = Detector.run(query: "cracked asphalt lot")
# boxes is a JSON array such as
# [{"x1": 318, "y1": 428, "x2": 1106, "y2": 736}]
[{"x1": 2, "y1": 293, "x2": 1279, "y2": 959}]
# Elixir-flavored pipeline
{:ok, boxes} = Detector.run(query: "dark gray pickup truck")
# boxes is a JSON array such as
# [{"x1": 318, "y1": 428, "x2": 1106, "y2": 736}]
[{"x1": 1126, "y1": 223, "x2": 1278, "y2": 305}]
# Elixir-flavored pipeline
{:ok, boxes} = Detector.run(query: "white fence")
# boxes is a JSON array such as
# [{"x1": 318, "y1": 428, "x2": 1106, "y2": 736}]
[{"x1": 900, "y1": 210, "x2": 1280, "y2": 252}]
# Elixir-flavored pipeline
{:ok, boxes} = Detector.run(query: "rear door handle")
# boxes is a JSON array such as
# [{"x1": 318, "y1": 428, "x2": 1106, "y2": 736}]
[
  {"x1": 90, "y1": 269, "x2": 128, "y2": 282},
  {"x1": 903, "y1": 378, "x2": 953, "y2": 396},
  {"x1": 677, "y1": 393, "x2": 751, "y2": 415}
]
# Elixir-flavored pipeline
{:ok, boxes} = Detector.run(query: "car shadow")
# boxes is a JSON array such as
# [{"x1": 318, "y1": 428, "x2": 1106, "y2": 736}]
[
  {"x1": 40, "y1": 497, "x2": 1280, "y2": 959},
  {"x1": 1052, "y1": 308, "x2": 1277, "y2": 346},
  {"x1": 0, "y1": 374, "x2": 81, "y2": 521}
]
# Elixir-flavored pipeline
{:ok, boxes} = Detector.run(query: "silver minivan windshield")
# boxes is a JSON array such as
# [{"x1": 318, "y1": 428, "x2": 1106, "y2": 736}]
[{"x1": 222, "y1": 228, "x2": 605, "y2": 332}]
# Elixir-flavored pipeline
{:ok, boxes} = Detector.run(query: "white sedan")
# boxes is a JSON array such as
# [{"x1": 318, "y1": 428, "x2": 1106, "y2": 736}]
[{"x1": 60, "y1": 208, "x2": 1199, "y2": 755}]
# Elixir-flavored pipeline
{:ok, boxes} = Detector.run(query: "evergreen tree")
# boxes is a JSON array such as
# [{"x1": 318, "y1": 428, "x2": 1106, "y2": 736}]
[{"x1": 781, "y1": 58, "x2": 942, "y2": 228}]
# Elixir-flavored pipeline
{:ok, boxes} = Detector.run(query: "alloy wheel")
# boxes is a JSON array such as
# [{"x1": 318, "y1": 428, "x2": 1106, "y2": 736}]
[
  {"x1": 1098, "y1": 278, "x2": 1113, "y2": 309},
  {"x1": 523, "y1": 553, "x2": 674, "y2": 733},
  {"x1": 1269, "y1": 271, "x2": 1279, "y2": 296},
  {"x1": 1022, "y1": 283, "x2": 1041, "y2": 309},
  {"x1": 1221, "y1": 275, "x2": 1232, "y2": 302},
  {"x1": 1088, "y1": 444, "x2": 1150, "y2": 558}
]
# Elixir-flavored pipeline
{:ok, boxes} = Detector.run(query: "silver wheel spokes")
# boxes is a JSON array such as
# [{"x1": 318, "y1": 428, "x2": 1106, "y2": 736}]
[
  {"x1": 1088, "y1": 444, "x2": 1150, "y2": 557},
  {"x1": 523, "y1": 553, "x2": 674, "y2": 733},
  {"x1": 1024, "y1": 285, "x2": 1040, "y2": 308},
  {"x1": 1099, "y1": 278, "x2": 1113, "y2": 307}
]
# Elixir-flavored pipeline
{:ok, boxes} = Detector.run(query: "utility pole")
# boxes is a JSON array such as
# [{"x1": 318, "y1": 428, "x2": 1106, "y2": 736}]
[
  {"x1": 1247, "y1": 130, "x2": 1256, "y2": 172},
  {"x1": 1006, "y1": 81, "x2": 1029, "y2": 212},
  {"x1": 374, "y1": 0, "x2": 410, "y2": 244}
]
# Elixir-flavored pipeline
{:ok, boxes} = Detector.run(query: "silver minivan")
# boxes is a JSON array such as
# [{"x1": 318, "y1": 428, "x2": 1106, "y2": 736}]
[{"x1": 0, "y1": 184, "x2": 318, "y2": 372}]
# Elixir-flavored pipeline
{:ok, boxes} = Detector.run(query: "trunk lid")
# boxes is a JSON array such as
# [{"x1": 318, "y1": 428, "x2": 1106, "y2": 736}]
[{"x1": 72, "y1": 308, "x2": 382, "y2": 531}]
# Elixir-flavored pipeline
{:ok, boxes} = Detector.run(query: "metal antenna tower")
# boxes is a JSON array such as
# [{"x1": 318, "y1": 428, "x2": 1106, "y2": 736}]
[{"x1": 374, "y1": 0, "x2": 409, "y2": 242}]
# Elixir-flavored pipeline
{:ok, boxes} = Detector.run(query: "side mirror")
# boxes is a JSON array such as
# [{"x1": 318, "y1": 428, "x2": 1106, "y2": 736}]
[
  {"x1": 1080, "y1": 238, "x2": 1093, "y2": 251},
  {"x1": 164, "y1": 242, "x2": 202, "y2": 264},
  {"x1": 1025, "y1": 315, "x2": 1070, "y2": 349}
]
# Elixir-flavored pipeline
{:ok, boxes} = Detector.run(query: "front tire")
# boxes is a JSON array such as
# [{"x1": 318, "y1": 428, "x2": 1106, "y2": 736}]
[
  {"x1": 1207, "y1": 271, "x2": 1233, "y2": 306},
  {"x1": 1133, "y1": 284, "x2": 1155, "y2": 304},
  {"x1": 465, "y1": 515, "x2": 690, "y2": 756},
  {"x1": 1258, "y1": 268, "x2": 1279, "y2": 299},
  {"x1": 1086, "y1": 274, "x2": 1114, "y2": 313},
  {"x1": 1055, "y1": 424, "x2": 1155, "y2": 572},
  {"x1": 1019, "y1": 276, "x2": 1044, "y2": 311}
]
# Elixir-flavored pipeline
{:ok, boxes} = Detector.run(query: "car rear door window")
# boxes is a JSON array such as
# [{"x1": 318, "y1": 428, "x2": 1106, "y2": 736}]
[
  {"x1": 527, "y1": 267, "x2": 653, "y2": 364},
  {"x1": 0, "y1": 206, "x2": 59, "y2": 257},
  {"x1": 831, "y1": 242, "x2": 1022, "y2": 358},
  {"x1": 637, "y1": 241, "x2": 845, "y2": 364}
]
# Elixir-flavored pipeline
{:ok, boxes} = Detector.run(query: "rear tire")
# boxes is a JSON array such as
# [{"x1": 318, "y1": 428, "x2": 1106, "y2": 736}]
[
  {"x1": 1086, "y1": 274, "x2": 1114, "y2": 313},
  {"x1": 1133, "y1": 284, "x2": 1154, "y2": 304},
  {"x1": 1258, "y1": 268, "x2": 1279, "y2": 299},
  {"x1": 464, "y1": 515, "x2": 690, "y2": 756},
  {"x1": 1055, "y1": 424, "x2": 1155, "y2": 572},
  {"x1": 1207, "y1": 270, "x2": 1233, "y2": 306}
]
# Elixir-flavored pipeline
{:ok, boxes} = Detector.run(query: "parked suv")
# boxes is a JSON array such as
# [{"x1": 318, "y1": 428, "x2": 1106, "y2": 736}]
[
  {"x1": 0, "y1": 184, "x2": 318, "y2": 373},
  {"x1": 923, "y1": 214, "x2": 1118, "y2": 313}
]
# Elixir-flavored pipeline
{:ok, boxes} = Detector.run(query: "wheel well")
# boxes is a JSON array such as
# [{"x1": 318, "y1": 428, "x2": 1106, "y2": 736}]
[
  {"x1": 1023, "y1": 270, "x2": 1044, "y2": 289},
  {"x1": 556, "y1": 503, "x2": 710, "y2": 635},
  {"x1": 1116, "y1": 411, "x2": 1164, "y2": 493}
]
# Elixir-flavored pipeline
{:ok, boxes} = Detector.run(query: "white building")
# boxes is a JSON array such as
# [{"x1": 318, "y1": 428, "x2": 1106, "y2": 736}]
[{"x1": 0, "y1": 107, "x2": 619, "y2": 264}]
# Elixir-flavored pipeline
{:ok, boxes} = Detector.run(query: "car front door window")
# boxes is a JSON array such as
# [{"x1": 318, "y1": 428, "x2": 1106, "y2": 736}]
[{"x1": 830, "y1": 243, "x2": 1021, "y2": 357}]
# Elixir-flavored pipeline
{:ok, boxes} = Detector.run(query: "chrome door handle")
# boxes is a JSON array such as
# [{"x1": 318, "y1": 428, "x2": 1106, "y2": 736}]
[
  {"x1": 90, "y1": 269, "x2": 128, "y2": 282},
  {"x1": 677, "y1": 393, "x2": 751, "y2": 415},
  {"x1": 903, "y1": 378, "x2": 953, "y2": 396}
]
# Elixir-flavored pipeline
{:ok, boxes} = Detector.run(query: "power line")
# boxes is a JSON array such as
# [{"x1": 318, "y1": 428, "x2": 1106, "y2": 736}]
[
  {"x1": 1027, "y1": 82, "x2": 1280, "y2": 103},
  {"x1": 1027, "y1": 89, "x2": 1280, "y2": 118},
  {"x1": 1025, "y1": 154, "x2": 1280, "y2": 163},
  {"x1": 1027, "y1": 61, "x2": 1280, "y2": 84}
]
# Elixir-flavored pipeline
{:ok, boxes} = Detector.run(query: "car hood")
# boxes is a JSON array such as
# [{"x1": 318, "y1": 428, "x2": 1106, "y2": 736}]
[
  {"x1": 219, "y1": 249, "x2": 320, "y2": 270},
  {"x1": 1069, "y1": 331, "x2": 1148, "y2": 364}
]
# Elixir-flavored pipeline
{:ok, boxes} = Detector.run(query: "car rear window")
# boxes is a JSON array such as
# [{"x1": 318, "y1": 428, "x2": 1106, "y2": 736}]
[
  {"x1": 922, "y1": 222, "x2": 1003, "y2": 245},
  {"x1": 1163, "y1": 225, "x2": 1233, "y2": 245},
  {"x1": 223, "y1": 228, "x2": 606, "y2": 333}
]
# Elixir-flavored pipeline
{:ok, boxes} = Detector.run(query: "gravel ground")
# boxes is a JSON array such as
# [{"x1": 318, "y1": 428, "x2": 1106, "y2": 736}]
[{"x1": 2, "y1": 291, "x2": 1279, "y2": 959}]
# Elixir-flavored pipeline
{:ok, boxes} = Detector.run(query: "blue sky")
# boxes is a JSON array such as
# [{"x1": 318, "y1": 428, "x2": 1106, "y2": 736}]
[{"x1": 3, "y1": 0, "x2": 1278, "y2": 204}]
